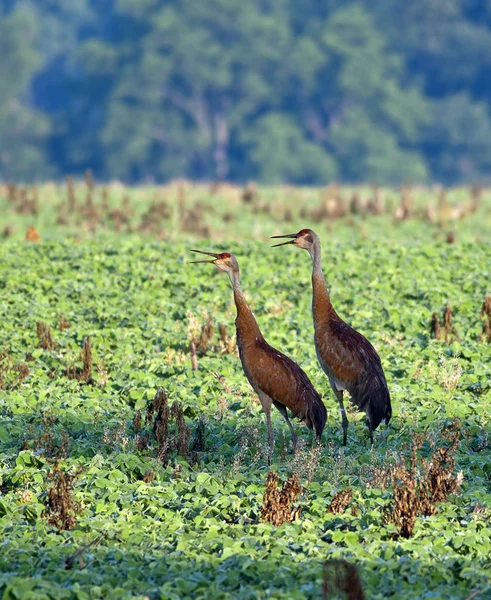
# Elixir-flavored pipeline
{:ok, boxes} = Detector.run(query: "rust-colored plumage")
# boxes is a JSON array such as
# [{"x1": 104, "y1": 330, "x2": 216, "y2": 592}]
[
  {"x1": 272, "y1": 229, "x2": 392, "y2": 445},
  {"x1": 191, "y1": 250, "x2": 326, "y2": 463}
]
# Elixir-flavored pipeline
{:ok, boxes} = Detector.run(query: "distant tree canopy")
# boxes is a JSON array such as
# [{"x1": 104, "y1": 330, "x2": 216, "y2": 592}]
[{"x1": 2, "y1": 0, "x2": 491, "y2": 184}]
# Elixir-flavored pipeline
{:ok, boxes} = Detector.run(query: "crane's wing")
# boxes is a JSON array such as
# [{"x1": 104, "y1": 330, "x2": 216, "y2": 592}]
[
  {"x1": 315, "y1": 319, "x2": 387, "y2": 386},
  {"x1": 241, "y1": 339, "x2": 323, "y2": 420},
  {"x1": 316, "y1": 318, "x2": 391, "y2": 428}
]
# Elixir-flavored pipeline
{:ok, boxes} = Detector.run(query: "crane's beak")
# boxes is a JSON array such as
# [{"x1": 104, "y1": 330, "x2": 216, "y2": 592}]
[
  {"x1": 189, "y1": 249, "x2": 220, "y2": 264},
  {"x1": 270, "y1": 233, "x2": 297, "y2": 248}
]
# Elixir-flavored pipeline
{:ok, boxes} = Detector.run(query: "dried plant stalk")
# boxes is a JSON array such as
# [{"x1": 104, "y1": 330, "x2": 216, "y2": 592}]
[
  {"x1": 25, "y1": 226, "x2": 40, "y2": 242},
  {"x1": 153, "y1": 388, "x2": 169, "y2": 465},
  {"x1": 327, "y1": 488, "x2": 353, "y2": 514},
  {"x1": 191, "y1": 417, "x2": 206, "y2": 452},
  {"x1": 37, "y1": 321, "x2": 56, "y2": 350},
  {"x1": 133, "y1": 410, "x2": 142, "y2": 432},
  {"x1": 190, "y1": 340, "x2": 198, "y2": 370},
  {"x1": 81, "y1": 337, "x2": 92, "y2": 380},
  {"x1": 59, "y1": 314, "x2": 71, "y2": 331},
  {"x1": 197, "y1": 319, "x2": 215, "y2": 353},
  {"x1": 171, "y1": 401, "x2": 190, "y2": 457},
  {"x1": 481, "y1": 295, "x2": 491, "y2": 343},
  {"x1": 43, "y1": 461, "x2": 83, "y2": 531},
  {"x1": 261, "y1": 471, "x2": 302, "y2": 526},
  {"x1": 323, "y1": 560, "x2": 366, "y2": 600},
  {"x1": 431, "y1": 312, "x2": 441, "y2": 340},
  {"x1": 387, "y1": 420, "x2": 463, "y2": 538},
  {"x1": 443, "y1": 303, "x2": 453, "y2": 343}
]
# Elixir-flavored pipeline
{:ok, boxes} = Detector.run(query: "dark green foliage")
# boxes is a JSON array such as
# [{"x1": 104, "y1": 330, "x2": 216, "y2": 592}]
[
  {"x1": 3, "y1": 1, "x2": 491, "y2": 182},
  {"x1": 0, "y1": 5, "x2": 50, "y2": 180}
]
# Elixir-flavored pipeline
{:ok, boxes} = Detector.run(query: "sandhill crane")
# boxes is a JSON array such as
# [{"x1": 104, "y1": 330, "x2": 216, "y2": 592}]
[
  {"x1": 191, "y1": 250, "x2": 327, "y2": 464},
  {"x1": 271, "y1": 229, "x2": 392, "y2": 446}
]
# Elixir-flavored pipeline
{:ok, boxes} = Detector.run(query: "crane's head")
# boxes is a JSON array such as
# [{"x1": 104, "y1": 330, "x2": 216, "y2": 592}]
[
  {"x1": 271, "y1": 228, "x2": 318, "y2": 251},
  {"x1": 190, "y1": 250, "x2": 239, "y2": 275}
]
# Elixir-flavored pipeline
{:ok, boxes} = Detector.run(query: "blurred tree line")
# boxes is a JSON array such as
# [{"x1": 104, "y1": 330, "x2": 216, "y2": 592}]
[{"x1": 2, "y1": 0, "x2": 491, "y2": 184}]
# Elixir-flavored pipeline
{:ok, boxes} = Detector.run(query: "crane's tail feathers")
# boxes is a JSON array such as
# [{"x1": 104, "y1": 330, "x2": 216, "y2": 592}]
[
  {"x1": 303, "y1": 396, "x2": 327, "y2": 439},
  {"x1": 362, "y1": 378, "x2": 392, "y2": 432},
  {"x1": 384, "y1": 401, "x2": 392, "y2": 426}
]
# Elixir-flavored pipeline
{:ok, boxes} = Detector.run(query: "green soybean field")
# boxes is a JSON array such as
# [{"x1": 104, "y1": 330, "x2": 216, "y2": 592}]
[{"x1": 0, "y1": 182, "x2": 490, "y2": 599}]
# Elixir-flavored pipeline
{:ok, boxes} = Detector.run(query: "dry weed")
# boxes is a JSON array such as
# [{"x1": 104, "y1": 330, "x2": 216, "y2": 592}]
[
  {"x1": 37, "y1": 321, "x2": 56, "y2": 350},
  {"x1": 189, "y1": 340, "x2": 198, "y2": 371},
  {"x1": 261, "y1": 471, "x2": 302, "y2": 526},
  {"x1": 143, "y1": 469, "x2": 155, "y2": 483},
  {"x1": 359, "y1": 450, "x2": 396, "y2": 490},
  {"x1": 323, "y1": 560, "x2": 366, "y2": 600},
  {"x1": 2, "y1": 225, "x2": 13, "y2": 238},
  {"x1": 0, "y1": 350, "x2": 30, "y2": 390},
  {"x1": 289, "y1": 439, "x2": 322, "y2": 486},
  {"x1": 58, "y1": 314, "x2": 71, "y2": 331},
  {"x1": 430, "y1": 312, "x2": 441, "y2": 340},
  {"x1": 25, "y1": 226, "x2": 40, "y2": 242},
  {"x1": 191, "y1": 417, "x2": 206, "y2": 452},
  {"x1": 429, "y1": 354, "x2": 462, "y2": 393},
  {"x1": 66, "y1": 336, "x2": 93, "y2": 383},
  {"x1": 96, "y1": 361, "x2": 108, "y2": 386},
  {"x1": 327, "y1": 488, "x2": 353, "y2": 514},
  {"x1": 135, "y1": 433, "x2": 150, "y2": 452},
  {"x1": 164, "y1": 347, "x2": 188, "y2": 366},
  {"x1": 232, "y1": 424, "x2": 265, "y2": 473},
  {"x1": 133, "y1": 410, "x2": 142, "y2": 432},
  {"x1": 242, "y1": 182, "x2": 257, "y2": 204},
  {"x1": 171, "y1": 401, "x2": 190, "y2": 457},
  {"x1": 43, "y1": 461, "x2": 83, "y2": 531},
  {"x1": 102, "y1": 420, "x2": 129, "y2": 450},
  {"x1": 153, "y1": 389, "x2": 169, "y2": 464},
  {"x1": 197, "y1": 316, "x2": 215, "y2": 353},
  {"x1": 186, "y1": 311, "x2": 200, "y2": 342},
  {"x1": 481, "y1": 295, "x2": 491, "y2": 343},
  {"x1": 215, "y1": 395, "x2": 228, "y2": 422},
  {"x1": 387, "y1": 420, "x2": 464, "y2": 538},
  {"x1": 443, "y1": 303, "x2": 453, "y2": 343},
  {"x1": 218, "y1": 323, "x2": 236, "y2": 354}
]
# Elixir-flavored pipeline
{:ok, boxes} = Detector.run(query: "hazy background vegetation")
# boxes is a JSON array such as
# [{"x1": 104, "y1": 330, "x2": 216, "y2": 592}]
[{"x1": 2, "y1": 0, "x2": 491, "y2": 185}]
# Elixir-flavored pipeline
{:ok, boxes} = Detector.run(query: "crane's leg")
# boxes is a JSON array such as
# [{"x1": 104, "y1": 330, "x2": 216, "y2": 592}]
[
  {"x1": 258, "y1": 392, "x2": 274, "y2": 466},
  {"x1": 273, "y1": 401, "x2": 297, "y2": 453},
  {"x1": 334, "y1": 389, "x2": 349, "y2": 446},
  {"x1": 367, "y1": 421, "x2": 374, "y2": 449}
]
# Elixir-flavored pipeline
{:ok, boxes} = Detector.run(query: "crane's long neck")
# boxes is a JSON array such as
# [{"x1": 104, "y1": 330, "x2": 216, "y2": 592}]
[
  {"x1": 228, "y1": 270, "x2": 263, "y2": 343},
  {"x1": 310, "y1": 239, "x2": 336, "y2": 325}
]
